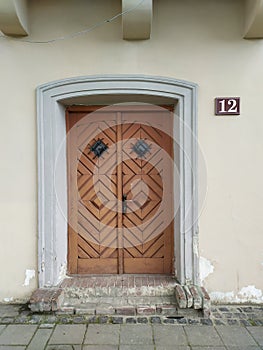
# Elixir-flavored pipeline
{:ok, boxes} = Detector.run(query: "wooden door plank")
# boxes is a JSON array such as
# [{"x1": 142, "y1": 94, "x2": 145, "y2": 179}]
[
  {"x1": 117, "y1": 112, "x2": 124, "y2": 274},
  {"x1": 66, "y1": 112, "x2": 79, "y2": 274},
  {"x1": 163, "y1": 222, "x2": 173, "y2": 273},
  {"x1": 124, "y1": 258, "x2": 164, "y2": 274},
  {"x1": 78, "y1": 258, "x2": 118, "y2": 274},
  {"x1": 77, "y1": 235, "x2": 100, "y2": 258}
]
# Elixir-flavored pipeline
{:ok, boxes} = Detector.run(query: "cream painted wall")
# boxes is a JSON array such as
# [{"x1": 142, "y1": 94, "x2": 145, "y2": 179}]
[{"x1": 0, "y1": 0, "x2": 263, "y2": 303}]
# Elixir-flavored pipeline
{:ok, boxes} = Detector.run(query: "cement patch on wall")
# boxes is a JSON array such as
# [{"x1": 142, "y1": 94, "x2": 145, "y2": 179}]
[
  {"x1": 199, "y1": 256, "x2": 214, "y2": 284},
  {"x1": 23, "y1": 269, "x2": 36, "y2": 287}
]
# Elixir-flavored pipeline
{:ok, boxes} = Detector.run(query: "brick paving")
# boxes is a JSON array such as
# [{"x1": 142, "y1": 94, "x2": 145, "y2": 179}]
[
  {"x1": 0, "y1": 304, "x2": 262, "y2": 349},
  {"x1": 0, "y1": 304, "x2": 263, "y2": 326}
]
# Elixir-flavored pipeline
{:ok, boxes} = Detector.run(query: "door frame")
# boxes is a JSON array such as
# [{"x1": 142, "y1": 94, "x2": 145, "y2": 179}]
[{"x1": 37, "y1": 75, "x2": 199, "y2": 287}]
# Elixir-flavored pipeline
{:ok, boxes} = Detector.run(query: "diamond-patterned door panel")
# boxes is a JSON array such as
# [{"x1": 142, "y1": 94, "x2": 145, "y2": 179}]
[
  {"x1": 121, "y1": 120, "x2": 172, "y2": 274},
  {"x1": 66, "y1": 106, "x2": 174, "y2": 274}
]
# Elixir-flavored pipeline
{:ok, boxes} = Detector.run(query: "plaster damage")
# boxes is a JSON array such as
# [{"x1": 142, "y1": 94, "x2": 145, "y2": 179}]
[
  {"x1": 210, "y1": 291, "x2": 235, "y2": 303},
  {"x1": 211, "y1": 285, "x2": 263, "y2": 304},
  {"x1": 3, "y1": 297, "x2": 14, "y2": 303},
  {"x1": 199, "y1": 256, "x2": 214, "y2": 284},
  {"x1": 238, "y1": 285, "x2": 263, "y2": 302},
  {"x1": 58, "y1": 263, "x2": 67, "y2": 283},
  {"x1": 23, "y1": 269, "x2": 35, "y2": 287}
]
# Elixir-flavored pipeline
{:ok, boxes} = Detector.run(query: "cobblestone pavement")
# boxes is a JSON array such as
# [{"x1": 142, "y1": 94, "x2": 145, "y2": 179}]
[{"x1": 0, "y1": 304, "x2": 262, "y2": 349}]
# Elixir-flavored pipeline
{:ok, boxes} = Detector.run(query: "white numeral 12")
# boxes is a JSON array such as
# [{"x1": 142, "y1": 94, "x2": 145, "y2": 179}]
[{"x1": 219, "y1": 99, "x2": 238, "y2": 113}]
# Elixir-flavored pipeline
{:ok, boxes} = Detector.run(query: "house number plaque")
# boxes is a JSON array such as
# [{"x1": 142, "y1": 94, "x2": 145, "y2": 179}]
[{"x1": 215, "y1": 97, "x2": 240, "y2": 115}]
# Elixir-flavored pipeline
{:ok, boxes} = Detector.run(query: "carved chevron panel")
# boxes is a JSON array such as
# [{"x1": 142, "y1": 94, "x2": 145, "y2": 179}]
[
  {"x1": 76, "y1": 118, "x2": 118, "y2": 265},
  {"x1": 121, "y1": 122, "x2": 165, "y2": 263}
]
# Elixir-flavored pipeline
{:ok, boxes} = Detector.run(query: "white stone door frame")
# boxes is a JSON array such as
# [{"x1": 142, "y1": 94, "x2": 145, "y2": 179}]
[{"x1": 37, "y1": 75, "x2": 199, "y2": 288}]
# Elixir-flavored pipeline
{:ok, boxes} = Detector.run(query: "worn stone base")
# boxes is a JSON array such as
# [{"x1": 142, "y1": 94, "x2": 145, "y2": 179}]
[
  {"x1": 59, "y1": 302, "x2": 186, "y2": 317},
  {"x1": 29, "y1": 288, "x2": 64, "y2": 312},
  {"x1": 29, "y1": 277, "x2": 211, "y2": 317},
  {"x1": 60, "y1": 275, "x2": 185, "y2": 315},
  {"x1": 60, "y1": 275, "x2": 178, "y2": 299},
  {"x1": 174, "y1": 285, "x2": 211, "y2": 317}
]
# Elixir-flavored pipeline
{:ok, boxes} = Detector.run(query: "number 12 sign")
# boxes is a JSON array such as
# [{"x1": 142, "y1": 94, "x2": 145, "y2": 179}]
[{"x1": 215, "y1": 97, "x2": 240, "y2": 115}]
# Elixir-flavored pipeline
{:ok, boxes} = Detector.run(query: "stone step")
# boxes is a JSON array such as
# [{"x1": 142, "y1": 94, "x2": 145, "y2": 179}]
[
  {"x1": 59, "y1": 302, "x2": 201, "y2": 318},
  {"x1": 63, "y1": 295, "x2": 176, "y2": 307},
  {"x1": 59, "y1": 275, "x2": 184, "y2": 316},
  {"x1": 60, "y1": 303, "x2": 179, "y2": 316},
  {"x1": 28, "y1": 276, "x2": 210, "y2": 318},
  {"x1": 29, "y1": 288, "x2": 64, "y2": 312},
  {"x1": 60, "y1": 275, "x2": 178, "y2": 299}
]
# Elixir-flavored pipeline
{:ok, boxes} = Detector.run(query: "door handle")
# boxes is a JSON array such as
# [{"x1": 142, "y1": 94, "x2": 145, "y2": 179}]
[{"x1": 122, "y1": 194, "x2": 127, "y2": 214}]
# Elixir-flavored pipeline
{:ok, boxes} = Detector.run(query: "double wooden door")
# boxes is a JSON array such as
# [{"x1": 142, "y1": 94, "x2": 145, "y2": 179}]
[{"x1": 66, "y1": 105, "x2": 174, "y2": 274}]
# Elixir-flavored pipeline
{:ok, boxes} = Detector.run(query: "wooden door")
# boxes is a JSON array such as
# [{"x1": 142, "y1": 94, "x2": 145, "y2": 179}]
[{"x1": 66, "y1": 105, "x2": 174, "y2": 274}]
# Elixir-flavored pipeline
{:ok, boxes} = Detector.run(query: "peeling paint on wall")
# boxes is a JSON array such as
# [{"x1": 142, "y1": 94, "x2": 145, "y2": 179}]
[
  {"x1": 3, "y1": 297, "x2": 14, "y2": 303},
  {"x1": 210, "y1": 285, "x2": 263, "y2": 304},
  {"x1": 193, "y1": 235, "x2": 199, "y2": 256},
  {"x1": 199, "y1": 256, "x2": 214, "y2": 284},
  {"x1": 210, "y1": 291, "x2": 235, "y2": 303},
  {"x1": 58, "y1": 262, "x2": 67, "y2": 283},
  {"x1": 238, "y1": 285, "x2": 263, "y2": 302},
  {"x1": 23, "y1": 269, "x2": 35, "y2": 287}
]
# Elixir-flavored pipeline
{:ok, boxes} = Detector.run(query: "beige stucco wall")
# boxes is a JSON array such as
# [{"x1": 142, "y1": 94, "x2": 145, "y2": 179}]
[{"x1": 0, "y1": 0, "x2": 262, "y2": 303}]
